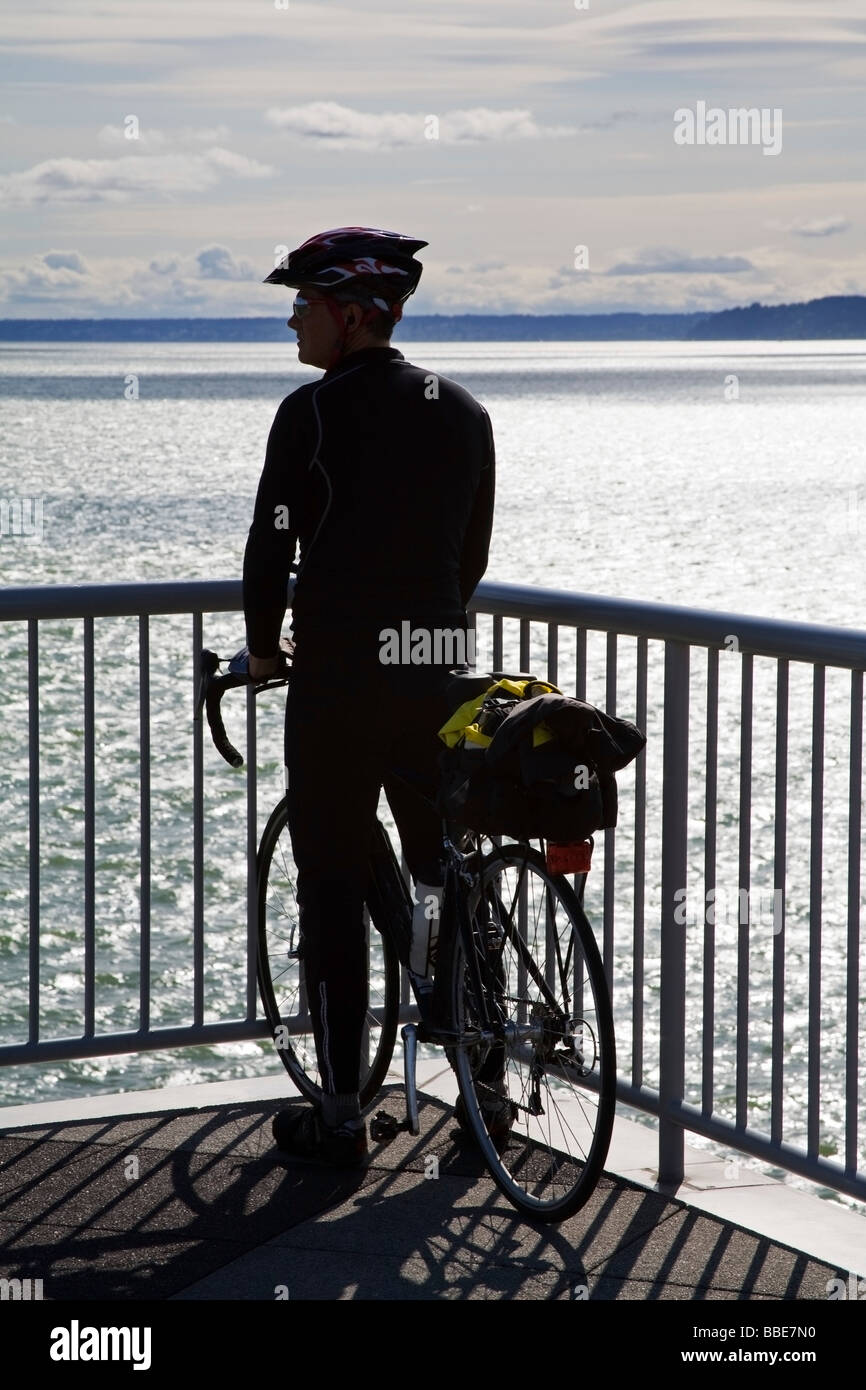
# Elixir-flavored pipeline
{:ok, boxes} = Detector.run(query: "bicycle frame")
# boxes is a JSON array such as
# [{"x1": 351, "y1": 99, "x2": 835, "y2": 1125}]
[{"x1": 425, "y1": 838, "x2": 588, "y2": 1066}]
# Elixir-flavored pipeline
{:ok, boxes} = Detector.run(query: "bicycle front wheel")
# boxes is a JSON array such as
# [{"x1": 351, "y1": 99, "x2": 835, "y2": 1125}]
[
  {"x1": 256, "y1": 797, "x2": 400, "y2": 1106},
  {"x1": 452, "y1": 842, "x2": 616, "y2": 1222}
]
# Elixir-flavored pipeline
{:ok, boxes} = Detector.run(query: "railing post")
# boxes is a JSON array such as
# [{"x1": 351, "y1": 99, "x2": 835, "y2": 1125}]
[
  {"x1": 659, "y1": 639, "x2": 690, "y2": 1186},
  {"x1": 246, "y1": 683, "x2": 258, "y2": 1021}
]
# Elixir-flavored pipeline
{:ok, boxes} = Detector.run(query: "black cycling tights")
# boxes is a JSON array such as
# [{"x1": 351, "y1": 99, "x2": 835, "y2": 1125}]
[{"x1": 285, "y1": 629, "x2": 454, "y2": 1097}]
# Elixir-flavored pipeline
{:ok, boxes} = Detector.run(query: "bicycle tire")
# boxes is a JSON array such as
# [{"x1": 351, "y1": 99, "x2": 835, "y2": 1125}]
[
  {"x1": 256, "y1": 797, "x2": 401, "y2": 1106},
  {"x1": 451, "y1": 841, "x2": 616, "y2": 1222}
]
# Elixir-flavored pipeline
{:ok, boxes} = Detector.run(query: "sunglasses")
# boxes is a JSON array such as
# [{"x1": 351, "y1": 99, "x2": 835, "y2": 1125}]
[{"x1": 291, "y1": 293, "x2": 332, "y2": 319}]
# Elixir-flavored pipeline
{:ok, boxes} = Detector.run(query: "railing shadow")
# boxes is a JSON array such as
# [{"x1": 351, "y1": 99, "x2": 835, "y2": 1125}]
[{"x1": 0, "y1": 1092, "x2": 842, "y2": 1301}]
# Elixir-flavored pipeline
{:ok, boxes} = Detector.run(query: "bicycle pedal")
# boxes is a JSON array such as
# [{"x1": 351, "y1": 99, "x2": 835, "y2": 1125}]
[{"x1": 370, "y1": 1110, "x2": 409, "y2": 1142}]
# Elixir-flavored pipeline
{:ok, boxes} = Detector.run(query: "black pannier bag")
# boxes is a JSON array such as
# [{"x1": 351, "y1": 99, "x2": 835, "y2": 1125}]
[{"x1": 436, "y1": 675, "x2": 646, "y2": 842}]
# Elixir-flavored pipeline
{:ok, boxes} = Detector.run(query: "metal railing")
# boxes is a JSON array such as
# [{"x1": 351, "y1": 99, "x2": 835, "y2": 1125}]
[{"x1": 0, "y1": 578, "x2": 863, "y2": 1204}]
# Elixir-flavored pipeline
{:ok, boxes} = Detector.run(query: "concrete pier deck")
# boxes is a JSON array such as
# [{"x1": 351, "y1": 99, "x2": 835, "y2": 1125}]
[{"x1": 1, "y1": 1063, "x2": 862, "y2": 1302}]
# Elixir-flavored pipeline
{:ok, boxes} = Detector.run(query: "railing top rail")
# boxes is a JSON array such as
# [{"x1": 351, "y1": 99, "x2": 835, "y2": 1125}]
[
  {"x1": 0, "y1": 579, "x2": 244, "y2": 622},
  {"x1": 1, "y1": 577, "x2": 865, "y2": 669},
  {"x1": 473, "y1": 581, "x2": 866, "y2": 670}
]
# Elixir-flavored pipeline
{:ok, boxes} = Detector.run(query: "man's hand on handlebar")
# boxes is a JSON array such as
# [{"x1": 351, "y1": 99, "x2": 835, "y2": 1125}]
[
  {"x1": 199, "y1": 637, "x2": 294, "y2": 768},
  {"x1": 249, "y1": 652, "x2": 283, "y2": 680}
]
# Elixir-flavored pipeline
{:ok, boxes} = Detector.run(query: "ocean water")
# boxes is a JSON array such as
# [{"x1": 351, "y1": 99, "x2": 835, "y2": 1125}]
[
  {"x1": 1, "y1": 339, "x2": 865, "y2": 1205},
  {"x1": 3, "y1": 338, "x2": 866, "y2": 621}
]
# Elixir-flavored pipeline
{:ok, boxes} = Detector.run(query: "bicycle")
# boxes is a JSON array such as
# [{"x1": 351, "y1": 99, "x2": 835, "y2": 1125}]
[{"x1": 197, "y1": 640, "x2": 616, "y2": 1223}]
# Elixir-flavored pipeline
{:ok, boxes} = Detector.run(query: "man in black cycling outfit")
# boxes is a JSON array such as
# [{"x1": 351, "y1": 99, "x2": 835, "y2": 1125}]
[{"x1": 243, "y1": 227, "x2": 495, "y2": 1166}]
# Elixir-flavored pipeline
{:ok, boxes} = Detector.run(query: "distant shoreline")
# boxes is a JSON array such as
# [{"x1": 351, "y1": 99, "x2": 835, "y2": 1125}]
[{"x1": 1, "y1": 295, "x2": 865, "y2": 341}]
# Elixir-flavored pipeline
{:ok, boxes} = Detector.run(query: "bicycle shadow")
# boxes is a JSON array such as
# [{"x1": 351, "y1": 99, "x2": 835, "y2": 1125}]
[
  {"x1": 0, "y1": 1095, "x2": 836, "y2": 1302},
  {"x1": 175, "y1": 1091, "x2": 833, "y2": 1303},
  {"x1": 105, "y1": 1088, "x2": 592, "y2": 1301}
]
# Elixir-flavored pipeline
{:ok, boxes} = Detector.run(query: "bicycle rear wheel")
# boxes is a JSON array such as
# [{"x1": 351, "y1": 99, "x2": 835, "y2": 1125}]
[
  {"x1": 451, "y1": 841, "x2": 615, "y2": 1222},
  {"x1": 256, "y1": 797, "x2": 400, "y2": 1106}
]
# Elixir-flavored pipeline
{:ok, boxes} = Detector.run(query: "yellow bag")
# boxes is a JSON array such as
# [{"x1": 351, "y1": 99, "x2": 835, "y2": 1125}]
[{"x1": 438, "y1": 676, "x2": 560, "y2": 750}]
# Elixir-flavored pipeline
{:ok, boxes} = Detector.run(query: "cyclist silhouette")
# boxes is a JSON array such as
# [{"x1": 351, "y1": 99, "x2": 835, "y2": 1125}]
[{"x1": 243, "y1": 227, "x2": 495, "y2": 1166}]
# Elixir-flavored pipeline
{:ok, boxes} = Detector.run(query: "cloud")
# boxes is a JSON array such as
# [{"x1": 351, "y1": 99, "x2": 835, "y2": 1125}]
[
  {"x1": 2, "y1": 238, "x2": 864, "y2": 319},
  {"x1": 97, "y1": 122, "x2": 168, "y2": 150},
  {"x1": 97, "y1": 122, "x2": 231, "y2": 150},
  {"x1": 0, "y1": 241, "x2": 279, "y2": 312},
  {"x1": 781, "y1": 216, "x2": 850, "y2": 238},
  {"x1": 580, "y1": 109, "x2": 640, "y2": 131},
  {"x1": 196, "y1": 244, "x2": 255, "y2": 281},
  {"x1": 42, "y1": 250, "x2": 88, "y2": 273},
  {"x1": 264, "y1": 101, "x2": 576, "y2": 149},
  {"x1": 0, "y1": 148, "x2": 273, "y2": 205},
  {"x1": 1, "y1": 250, "x2": 98, "y2": 299},
  {"x1": 414, "y1": 254, "x2": 768, "y2": 316},
  {"x1": 605, "y1": 247, "x2": 754, "y2": 275},
  {"x1": 203, "y1": 147, "x2": 270, "y2": 177},
  {"x1": 588, "y1": 2, "x2": 866, "y2": 75}
]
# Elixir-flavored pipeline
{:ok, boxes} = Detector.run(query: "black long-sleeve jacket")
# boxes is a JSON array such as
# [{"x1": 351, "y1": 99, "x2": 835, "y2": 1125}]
[{"x1": 243, "y1": 345, "x2": 495, "y2": 656}]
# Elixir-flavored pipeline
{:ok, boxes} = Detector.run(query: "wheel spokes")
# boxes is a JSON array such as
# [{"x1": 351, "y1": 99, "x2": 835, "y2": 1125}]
[{"x1": 454, "y1": 846, "x2": 614, "y2": 1218}]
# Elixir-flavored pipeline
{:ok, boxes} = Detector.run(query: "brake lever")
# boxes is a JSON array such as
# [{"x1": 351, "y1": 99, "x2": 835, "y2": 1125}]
[{"x1": 195, "y1": 649, "x2": 221, "y2": 721}]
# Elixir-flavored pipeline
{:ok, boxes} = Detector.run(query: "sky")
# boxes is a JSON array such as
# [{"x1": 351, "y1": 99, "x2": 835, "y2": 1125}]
[{"x1": 1, "y1": 0, "x2": 864, "y2": 317}]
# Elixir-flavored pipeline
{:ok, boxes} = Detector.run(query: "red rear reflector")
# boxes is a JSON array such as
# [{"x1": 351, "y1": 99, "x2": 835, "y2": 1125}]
[{"x1": 546, "y1": 840, "x2": 592, "y2": 875}]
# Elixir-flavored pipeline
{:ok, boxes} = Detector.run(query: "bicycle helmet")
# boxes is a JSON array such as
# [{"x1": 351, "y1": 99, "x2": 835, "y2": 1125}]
[{"x1": 264, "y1": 226, "x2": 427, "y2": 313}]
